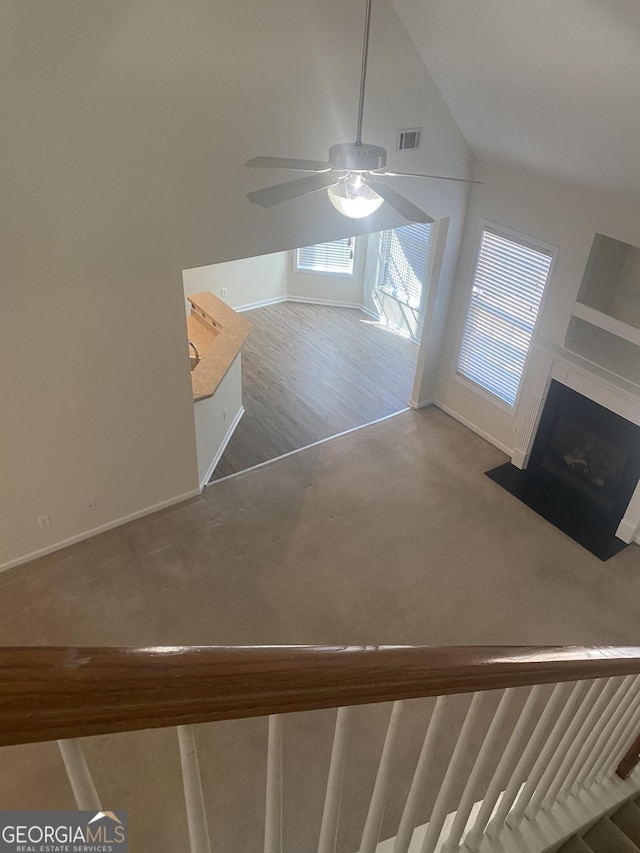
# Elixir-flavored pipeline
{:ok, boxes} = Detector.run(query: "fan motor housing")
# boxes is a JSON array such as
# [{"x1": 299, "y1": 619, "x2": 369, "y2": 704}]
[{"x1": 329, "y1": 142, "x2": 387, "y2": 172}]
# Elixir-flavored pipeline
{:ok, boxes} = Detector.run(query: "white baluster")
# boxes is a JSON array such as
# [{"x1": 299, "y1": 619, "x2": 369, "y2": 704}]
[
  {"x1": 590, "y1": 680, "x2": 640, "y2": 784},
  {"x1": 567, "y1": 675, "x2": 635, "y2": 797},
  {"x1": 177, "y1": 725, "x2": 212, "y2": 853},
  {"x1": 442, "y1": 689, "x2": 517, "y2": 852},
  {"x1": 527, "y1": 679, "x2": 601, "y2": 818},
  {"x1": 265, "y1": 715, "x2": 283, "y2": 853},
  {"x1": 58, "y1": 739, "x2": 101, "y2": 811},
  {"x1": 392, "y1": 696, "x2": 449, "y2": 853},
  {"x1": 545, "y1": 677, "x2": 618, "y2": 807},
  {"x1": 317, "y1": 707, "x2": 351, "y2": 853},
  {"x1": 506, "y1": 680, "x2": 588, "y2": 829},
  {"x1": 420, "y1": 692, "x2": 488, "y2": 853},
  {"x1": 360, "y1": 702, "x2": 405, "y2": 853},
  {"x1": 485, "y1": 682, "x2": 569, "y2": 839},
  {"x1": 598, "y1": 698, "x2": 640, "y2": 782},
  {"x1": 586, "y1": 676, "x2": 640, "y2": 786},
  {"x1": 463, "y1": 685, "x2": 544, "y2": 850}
]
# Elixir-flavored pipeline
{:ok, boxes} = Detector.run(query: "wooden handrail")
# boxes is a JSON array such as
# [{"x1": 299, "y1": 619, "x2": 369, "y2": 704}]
[
  {"x1": 1, "y1": 645, "x2": 640, "y2": 747},
  {"x1": 616, "y1": 731, "x2": 640, "y2": 780}
]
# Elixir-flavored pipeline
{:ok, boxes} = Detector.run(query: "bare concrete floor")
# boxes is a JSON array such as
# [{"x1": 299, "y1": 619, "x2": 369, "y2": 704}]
[{"x1": 0, "y1": 408, "x2": 638, "y2": 851}]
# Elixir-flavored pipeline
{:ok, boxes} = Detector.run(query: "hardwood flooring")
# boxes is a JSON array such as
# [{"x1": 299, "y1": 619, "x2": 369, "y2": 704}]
[{"x1": 210, "y1": 302, "x2": 418, "y2": 480}]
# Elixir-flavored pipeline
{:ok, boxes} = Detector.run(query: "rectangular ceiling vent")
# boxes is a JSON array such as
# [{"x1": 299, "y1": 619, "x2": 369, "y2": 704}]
[{"x1": 397, "y1": 127, "x2": 422, "y2": 151}]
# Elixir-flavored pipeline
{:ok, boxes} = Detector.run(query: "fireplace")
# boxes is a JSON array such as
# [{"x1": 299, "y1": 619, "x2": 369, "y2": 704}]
[{"x1": 487, "y1": 381, "x2": 640, "y2": 559}]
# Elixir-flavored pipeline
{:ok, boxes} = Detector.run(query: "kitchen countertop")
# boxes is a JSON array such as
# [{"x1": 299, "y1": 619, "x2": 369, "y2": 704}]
[{"x1": 186, "y1": 292, "x2": 252, "y2": 402}]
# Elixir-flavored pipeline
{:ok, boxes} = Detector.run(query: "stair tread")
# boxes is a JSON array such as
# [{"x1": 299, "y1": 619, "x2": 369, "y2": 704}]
[
  {"x1": 582, "y1": 816, "x2": 640, "y2": 853},
  {"x1": 556, "y1": 837, "x2": 593, "y2": 853},
  {"x1": 612, "y1": 801, "x2": 640, "y2": 848}
]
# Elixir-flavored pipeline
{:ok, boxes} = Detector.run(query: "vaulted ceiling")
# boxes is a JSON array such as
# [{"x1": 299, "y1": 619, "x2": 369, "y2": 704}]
[{"x1": 391, "y1": 0, "x2": 640, "y2": 204}]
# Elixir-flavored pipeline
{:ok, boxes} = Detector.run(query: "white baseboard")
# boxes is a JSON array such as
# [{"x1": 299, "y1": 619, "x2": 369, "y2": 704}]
[
  {"x1": 199, "y1": 406, "x2": 245, "y2": 490},
  {"x1": 435, "y1": 401, "x2": 514, "y2": 456},
  {"x1": 234, "y1": 296, "x2": 287, "y2": 313},
  {"x1": 409, "y1": 398, "x2": 434, "y2": 410},
  {"x1": 616, "y1": 517, "x2": 638, "y2": 545},
  {"x1": 0, "y1": 487, "x2": 202, "y2": 575},
  {"x1": 511, "y1": 449, "x2": 528, "y2": 470},
  {"x1": 286, "y1": 295, "x2": 370, "y2": 312},
  {"x1": 235, "y1": 296, "x2": 371, "y2": 314},
  {"x1": 233, "y1": 294, "x2": 381, "y2": 320}
]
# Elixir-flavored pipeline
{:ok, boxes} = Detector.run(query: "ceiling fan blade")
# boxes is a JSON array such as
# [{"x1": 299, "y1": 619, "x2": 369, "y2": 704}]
[
  {"x1": 366, "y1": 180, "x2": 434, "y2": 224},
  {"x1": 381, "y1": 170, "x2": 483, "y2": 185},
  {"x1": 245, "y1": 156, "x2": 332, "y2": 172},
  {"x1": 247, "y1": 172, "x2": 341, "y2": 208}
]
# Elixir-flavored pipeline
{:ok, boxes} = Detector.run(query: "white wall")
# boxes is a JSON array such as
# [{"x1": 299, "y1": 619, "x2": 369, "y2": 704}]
[
  {"x1": 436, "y1": 161, "x2": 640, "y2": 454},
  {"x1": 183, "y1": 253, "x2": 288, "y2": 312},
  {"x1": 0, "y1": 0, "x2": 472, "y2": 569},
  {"x1": 193, "y1": 354, "x2": 243, "y2": 488}
]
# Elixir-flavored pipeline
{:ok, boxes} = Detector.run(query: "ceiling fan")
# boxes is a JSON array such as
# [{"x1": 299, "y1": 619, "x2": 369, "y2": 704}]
[{"x1": 245, "y1": 0, "x2": 480, "y2": 223}]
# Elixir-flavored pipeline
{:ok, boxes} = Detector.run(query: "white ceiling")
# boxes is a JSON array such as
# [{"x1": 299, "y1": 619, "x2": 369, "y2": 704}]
[{"x1": 391, "y1": 0, "x2": 640, "y2": 204}]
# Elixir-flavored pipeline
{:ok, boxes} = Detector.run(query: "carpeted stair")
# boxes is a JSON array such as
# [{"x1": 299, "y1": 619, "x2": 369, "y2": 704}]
[{"x1": 558, "y1": 798, "x2": 640, "y2": 853}]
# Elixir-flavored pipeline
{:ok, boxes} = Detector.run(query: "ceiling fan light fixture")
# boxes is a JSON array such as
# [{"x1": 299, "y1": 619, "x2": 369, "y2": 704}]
[{"x1": 327, "y1": 174, "x2": 384, "y2": 219}]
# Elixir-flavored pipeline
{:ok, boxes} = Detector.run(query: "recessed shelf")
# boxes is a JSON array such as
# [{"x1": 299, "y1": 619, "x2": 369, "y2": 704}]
[
  {"x1": 572, "y1": 302, "x2": 640, "y2": 347},
  {"x1": 564, "y1": 233, "x2": 640, "y2": 388}
]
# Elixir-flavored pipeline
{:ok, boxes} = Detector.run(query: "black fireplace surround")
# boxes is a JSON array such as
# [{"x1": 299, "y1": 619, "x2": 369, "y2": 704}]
[{"x1": 487, "y1": 380, "x2": 640, "y2": 560}]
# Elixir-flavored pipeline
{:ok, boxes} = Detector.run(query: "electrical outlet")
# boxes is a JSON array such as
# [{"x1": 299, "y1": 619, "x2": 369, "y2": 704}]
[
  {"x1": 220, "y1": 288, "x2": 228, "y2": 297},
  {"x1": 86, "y1": 498, "x2": 97, "y2": 512},
  {"x1": 38, "y1": 514, "x2": 51, "y2": 529}
]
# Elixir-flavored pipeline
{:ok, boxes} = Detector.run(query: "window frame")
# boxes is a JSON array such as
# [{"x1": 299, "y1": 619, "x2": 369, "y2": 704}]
[
  {"x1": 453, "y1": 220, "x2": 557, "y2": 413},
  {"x1": 294, "y1": 238, "x2": 356, "y2": 278}
]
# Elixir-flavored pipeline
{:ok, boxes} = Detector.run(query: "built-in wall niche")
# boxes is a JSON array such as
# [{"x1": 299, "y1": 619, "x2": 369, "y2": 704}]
[{"x1": 565, "y1": 233, "x2": 640, "y2": 387}]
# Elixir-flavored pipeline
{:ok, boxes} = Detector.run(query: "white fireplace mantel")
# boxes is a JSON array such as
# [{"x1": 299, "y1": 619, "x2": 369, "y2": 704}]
[{"x1": 512, "y1": 342, "x2": 640, "y2": 545}]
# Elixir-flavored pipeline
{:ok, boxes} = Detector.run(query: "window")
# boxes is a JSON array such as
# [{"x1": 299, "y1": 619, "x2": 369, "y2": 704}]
[
  {"x1": 295, "y1": 238, "x2": 354, "y2": 276},
  {"x1": 372, "y1": 222, "x2": 431, "y2": 341},
  {"x1": 457, "y1": 226, "x2": 553, "y2": 407},
  {"x1": 375, "y1": 222, "x2": 431, "y2": 310}
]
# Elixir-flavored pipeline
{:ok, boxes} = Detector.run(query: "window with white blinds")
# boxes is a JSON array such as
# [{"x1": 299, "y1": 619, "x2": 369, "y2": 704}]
[
  {"x1": 375, "y1": 222, "x2": 431, "y2": 309},
  {"x1": 457, "y1": 227, "x2": 553, "y2": 407},
  {"x1": 295, "y1": 238, "x2": 354, "y2": 275}
]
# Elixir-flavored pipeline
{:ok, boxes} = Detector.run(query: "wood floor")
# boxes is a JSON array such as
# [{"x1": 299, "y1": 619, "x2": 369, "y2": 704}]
[{"x1": 210, "y1": 302, "x2": 418, "y2": 480}]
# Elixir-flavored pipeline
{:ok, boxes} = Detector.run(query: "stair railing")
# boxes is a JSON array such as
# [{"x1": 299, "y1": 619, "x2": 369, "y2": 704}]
[{"x1": 1, "y1": 644, "x2": 640, "y2": 853}]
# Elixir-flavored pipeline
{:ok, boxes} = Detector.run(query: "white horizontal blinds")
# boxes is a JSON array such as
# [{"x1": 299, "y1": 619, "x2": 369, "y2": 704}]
[
  {"x1": 376, "y1": 222, "x2": 431, "y2": 309},
  {"x1": 296, "y1": 239, "x2": 354, "y2": 275},
  {"x1": 457, "y1": 227, "x2": 552, "y2": 407}
]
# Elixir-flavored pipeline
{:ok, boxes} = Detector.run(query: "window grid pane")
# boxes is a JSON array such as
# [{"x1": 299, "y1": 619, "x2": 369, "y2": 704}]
[
  {"x1": 457, "y1": 228, "x2": 553, "y2": 407},
  {"x1": 296, "y1": 239, "x2": 354, "y2": 275}
]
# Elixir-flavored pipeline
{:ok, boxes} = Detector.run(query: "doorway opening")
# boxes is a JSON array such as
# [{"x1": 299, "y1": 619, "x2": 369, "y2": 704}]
[{"x1": 183, "y1": 223, "x2": 442, "y2": 483}]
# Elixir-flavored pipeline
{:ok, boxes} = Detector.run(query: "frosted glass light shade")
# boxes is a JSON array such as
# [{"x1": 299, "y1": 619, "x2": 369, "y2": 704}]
[{"x1": 327, "y1": 177, "x2": 383, "y2": 219}]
